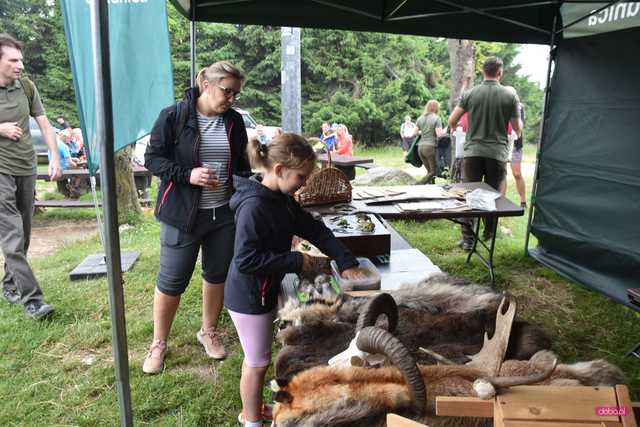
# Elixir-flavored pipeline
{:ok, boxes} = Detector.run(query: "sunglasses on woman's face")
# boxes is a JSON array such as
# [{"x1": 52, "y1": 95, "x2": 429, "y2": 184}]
[{"x1": 216, "y1": 84, "x2": 241, "y2": 101}]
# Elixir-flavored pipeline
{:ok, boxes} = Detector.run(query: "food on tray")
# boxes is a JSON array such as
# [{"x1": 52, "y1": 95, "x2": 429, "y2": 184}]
[
  {"x1": 331, "y1": 257, "x2": 381, "y2": 291},
  {"x1": 356, "y1": 213, "x2": 375, "y2": 232},
  {"x1": 328, "y1": 214, "x2": 376, "y2": 233},
  {"x1": 347, "y1": 266, "x2": 374, "y2": 279}
]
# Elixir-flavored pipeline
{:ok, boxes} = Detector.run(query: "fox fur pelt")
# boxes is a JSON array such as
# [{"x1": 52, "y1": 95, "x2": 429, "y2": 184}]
[{"x1": 273, "y1": 350, "x2": 626, "y2": 427}]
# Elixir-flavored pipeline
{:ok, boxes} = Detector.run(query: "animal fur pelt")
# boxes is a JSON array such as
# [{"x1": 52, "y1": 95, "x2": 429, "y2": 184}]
[
  {"x1": 273, "y1": 350, "x2": 627, "y2": 427},
  {"x1": 275, "y1": 273, "x2": 551, "y2": 382}
]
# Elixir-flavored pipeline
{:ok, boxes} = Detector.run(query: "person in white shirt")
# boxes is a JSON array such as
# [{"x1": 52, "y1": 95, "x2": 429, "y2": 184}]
[{"x1": 399, "y1": 115, "x2": 418, "y2": 151}]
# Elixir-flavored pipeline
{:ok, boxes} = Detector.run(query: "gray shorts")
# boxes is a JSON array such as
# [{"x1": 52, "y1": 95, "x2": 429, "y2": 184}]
[
  {"x1": 156, "y1": 204, "x2": 235, "y2": 296},
  {"x1": 510, "y1": 146, "x2": 523, "y2": 163}
]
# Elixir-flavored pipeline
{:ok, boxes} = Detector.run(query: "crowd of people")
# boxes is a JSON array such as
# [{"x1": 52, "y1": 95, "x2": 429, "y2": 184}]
[
  {"x1": 255, "y1": 124, "x2": 282, "y2": 145},
  {"x1": 319, "y1": 121, "x2": 353, "y2": 156},
  {"x1": 400, "y1": 56, "x2": 528, "y2": 249},
  {"x1": 393, "y1": 57, "x2": 528, "y2": 249}
]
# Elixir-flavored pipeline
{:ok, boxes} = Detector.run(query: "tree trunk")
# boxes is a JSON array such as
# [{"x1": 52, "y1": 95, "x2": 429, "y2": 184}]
[
  {"x1": 447, "y1": 39, "x2": 476, "y2": 112},
  {"x1": 448, "y1": 39, "x2": 476, "y2": 182},
  {"x1": 115, "y1": 146, "x2": 142, "y2": 224}
]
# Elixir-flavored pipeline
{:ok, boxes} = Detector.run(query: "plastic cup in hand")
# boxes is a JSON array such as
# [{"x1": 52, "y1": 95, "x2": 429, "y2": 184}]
[
  {"x1": 201, "y1": 161, "x2": 222, "y2": 189},
  {"x1": 201, "y1": 161, "x2": 223, "y2": 221}
]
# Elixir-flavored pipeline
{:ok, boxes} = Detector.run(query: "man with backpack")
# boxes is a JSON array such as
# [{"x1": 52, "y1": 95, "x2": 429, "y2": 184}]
[{"x1": 0, "y1": 33, "x2": 61, "y2": 319}]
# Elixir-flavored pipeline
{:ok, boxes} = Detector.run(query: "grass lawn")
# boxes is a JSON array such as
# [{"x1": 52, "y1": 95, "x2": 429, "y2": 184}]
[{"x1": 1, "y1": 145, "x2": 637, "y2": 425}]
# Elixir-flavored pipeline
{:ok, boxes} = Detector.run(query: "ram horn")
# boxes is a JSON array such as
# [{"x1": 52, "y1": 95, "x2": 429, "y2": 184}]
[
  {"x1": 357, "y1": 326, "x2": 426, "y2": 416},
  {"x1": 355, "y1": 292, "x2": 398, "y2": 333}
]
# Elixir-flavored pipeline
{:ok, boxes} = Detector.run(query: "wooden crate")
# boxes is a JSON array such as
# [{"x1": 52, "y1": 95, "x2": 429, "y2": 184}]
[
  {"x1": 322, "y1": 213, "x2": 390, "y2": 257},
  {"x1": 435, "y1": 385, "x2": 637, "y2": 427}
]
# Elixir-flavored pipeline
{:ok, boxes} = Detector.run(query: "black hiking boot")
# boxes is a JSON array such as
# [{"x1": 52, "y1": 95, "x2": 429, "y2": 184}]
[{"x1": 24, "y1": 301, "x2": 54, "y2": 320}]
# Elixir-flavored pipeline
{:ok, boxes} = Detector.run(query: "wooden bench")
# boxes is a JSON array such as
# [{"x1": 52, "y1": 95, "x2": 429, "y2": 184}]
[
  {"x1": 37, "y1": 165, "x2": 152, "y2": 181},
  {"x1": 356, "y1": 162, "x2": 375, "y2": 169},
  {"x1": 35, "y1": 199, "x2": 151, "y2": 208},
  {"x1": 38, "y1": 165, "x2": 153, "y2": 198}
]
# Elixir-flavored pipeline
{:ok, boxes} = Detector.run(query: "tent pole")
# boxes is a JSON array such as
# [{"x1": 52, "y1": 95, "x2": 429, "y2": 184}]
[
  {"x1": 89, "y1": 1, "x2": 133, "y2": 425},
  {"x1": 524, "y1": 12, "x2": 558, "y2": 256},
  {"x1": 190, "y1": 0, "x2": 197, "y2": 87}
]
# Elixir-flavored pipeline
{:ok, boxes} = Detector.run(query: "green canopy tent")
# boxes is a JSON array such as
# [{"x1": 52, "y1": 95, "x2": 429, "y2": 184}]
[
  {"x1": 168, "y1": 0, "x2": 639, "y2": 309},
  {"x1": 87, "y1": 1, "x2": 639, "y2": 424},
  {"x1": 527, "y1": 23, "x2": 640, "y2": 310},
  {"x1": 170, "y1": 0, "x2": 558, "y2": 44}
]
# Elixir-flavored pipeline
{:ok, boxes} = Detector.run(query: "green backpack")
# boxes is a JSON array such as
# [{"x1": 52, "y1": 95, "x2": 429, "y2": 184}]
[
  {"x1": 404, "y1": 136, "x2": 422, "y2": 168},
  {"x1": 19, "y1": 77, "x2": 35, "y2": 111}
]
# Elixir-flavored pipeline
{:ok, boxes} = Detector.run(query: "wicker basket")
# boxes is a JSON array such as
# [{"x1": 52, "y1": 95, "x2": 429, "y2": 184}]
[{"x1": 295, "y1": 148, "x2": 352, "y2": 207}]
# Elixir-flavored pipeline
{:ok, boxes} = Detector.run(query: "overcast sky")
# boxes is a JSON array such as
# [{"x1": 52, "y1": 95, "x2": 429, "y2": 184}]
[{"x1": 514, "y1": 44, "x2": 552, "y2": 88}]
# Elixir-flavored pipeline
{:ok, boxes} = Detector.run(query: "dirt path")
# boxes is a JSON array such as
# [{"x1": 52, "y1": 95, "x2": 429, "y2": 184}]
[{"x1": 0, "y1": 219, "x2": 99, "y2": 263}]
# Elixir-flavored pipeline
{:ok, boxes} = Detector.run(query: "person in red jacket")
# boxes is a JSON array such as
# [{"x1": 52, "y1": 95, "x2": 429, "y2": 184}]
[{"x1": 333, "y1": 124, "x2": 353, "y2": 156}]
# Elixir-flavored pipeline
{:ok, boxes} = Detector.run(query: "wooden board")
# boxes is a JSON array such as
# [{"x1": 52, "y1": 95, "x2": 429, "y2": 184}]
[
  {"x1": 497, "y1": 386, "x2": 619, "y2": 422},
  {"x1": 502, "y1": 422, "x2": 619, "y2": 427},
  {"x1": 435, "y1": 396, "x2": 494, "y2": 418},
  {"x1": 616, "y1": 385, "x2": 638, "y2": 427},
  {"x1": 386, "y1": 413, "x2": 428, "y2": 427},
  {"x1": 345, "y1": 290, "x2": 381, "y2": 297}
]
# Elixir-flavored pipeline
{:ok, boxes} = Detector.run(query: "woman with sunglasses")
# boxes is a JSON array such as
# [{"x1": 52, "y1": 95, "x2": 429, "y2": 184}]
[{"x1": 142, "y1": 61, "x2": 251, "y2": 374}]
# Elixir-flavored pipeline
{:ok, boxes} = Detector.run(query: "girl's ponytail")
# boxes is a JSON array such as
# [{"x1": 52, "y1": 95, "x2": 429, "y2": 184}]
[
  {"x1": 246, "y1": 133, "x2": 316, "y2": 172},
  {"x1": 247, "y1": 137, "x2": 270, "y2": 170}
]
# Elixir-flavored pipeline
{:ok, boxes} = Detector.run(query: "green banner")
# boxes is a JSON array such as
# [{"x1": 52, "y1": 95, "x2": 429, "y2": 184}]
[
  {"x1": 60, "y1": 0, "x2": 174, "y2": 174},
  {"x1": 562, "y1": 2, "x2": 640, "y2": 39}
]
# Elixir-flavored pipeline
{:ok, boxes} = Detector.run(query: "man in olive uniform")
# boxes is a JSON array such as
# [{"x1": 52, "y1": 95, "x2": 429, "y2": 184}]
[
  {"x1": 448, "y1": 57, "x2": 522, "y2": 251},
  {"x1": 0, "y1": 33, "x2": 61, "y2": 319}
]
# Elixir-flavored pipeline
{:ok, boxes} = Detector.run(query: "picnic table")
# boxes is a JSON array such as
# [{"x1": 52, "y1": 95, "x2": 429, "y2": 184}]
[
  {"x1": 312, "y1": 182, "x2": 524, "y2": 286},
  {"x1": 317, "y1": 153, "x2": 374, "y2": 180}
]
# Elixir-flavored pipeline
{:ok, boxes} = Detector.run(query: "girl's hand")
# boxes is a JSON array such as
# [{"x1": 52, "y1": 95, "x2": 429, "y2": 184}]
[
  {"x1": 341, "y1": 267, "x2": 366, "y2": 280},
  {"x1": 190, "y1": 167, "x2": 219, "y2": 190}
]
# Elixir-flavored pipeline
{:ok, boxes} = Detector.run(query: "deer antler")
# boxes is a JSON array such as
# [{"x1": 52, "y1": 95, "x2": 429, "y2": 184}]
[{"x1": 465, "y1": 295, "x2": 516, "y2": 377}]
